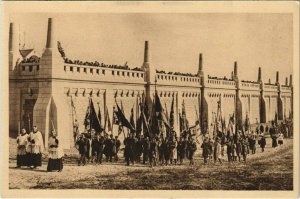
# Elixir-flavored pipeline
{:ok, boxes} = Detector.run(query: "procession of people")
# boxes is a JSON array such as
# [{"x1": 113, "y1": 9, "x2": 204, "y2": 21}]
[
  {"x1": 15, "y1": 92, "x2": 293, "y2": 171},
  {"x1": 15, "y1": 117, "x2": 292, "y2": 171}
]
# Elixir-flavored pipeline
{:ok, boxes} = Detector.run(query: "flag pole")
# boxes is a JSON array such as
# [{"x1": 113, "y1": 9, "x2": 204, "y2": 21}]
[
  {"x1": 71, "y1": 95, "x2": 75, "y2": 135},
  {"x1": 28, "y1": 112, "x2": 31, "y2": 132},
  {"x1": 18, "y1": 121, "x2": 20, "y2": 135},
  {"x1": 89, "y1": 96, "x2": 91, "y2": 134}
]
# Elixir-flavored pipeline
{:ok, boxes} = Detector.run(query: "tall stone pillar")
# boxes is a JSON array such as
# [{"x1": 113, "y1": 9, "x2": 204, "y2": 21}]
[
  {"x1": 290, "y1": 74, "x2": 293, "y2": 119},
  {"x1": 233, "y1": 62, "x2": 242, "y2": 131},
  {"x1": 276, "y1": 71, "x2": 283, "y2": 120},
  {"x1": 142, "y1": 41, "x2": 155, "y2": 114},
  {"x1": 33, "y1": 18, "x2": 65, "y2": 148},
  {"x1": 9, "y1": 23, "x2": 21, "y2": 72},
  {"x1": 9, "y1": 22, "x2": 22, "y2": 136},
  {"x1": 258, "y1": 67, "x2": 266, "y2": 123},
  {"x1": 198, "y1": 53, "x2": 208, "y2": 133}
]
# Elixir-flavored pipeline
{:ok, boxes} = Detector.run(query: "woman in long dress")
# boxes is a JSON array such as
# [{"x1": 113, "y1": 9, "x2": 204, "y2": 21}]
[
  {"x1": 47, "y1": 130, "x2": 64, "y2": 172},
  {"x1": 16, "y1": 128, "x2": 29, "y2": 167},
  {"x1": 27, "y1": 126, "x2": 44, "y2": 168}
]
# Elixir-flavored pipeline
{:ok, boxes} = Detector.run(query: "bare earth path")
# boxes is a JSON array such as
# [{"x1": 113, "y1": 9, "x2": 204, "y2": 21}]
[{"x1": 9, "y1": 138, "x2": 293, "y2": 190}]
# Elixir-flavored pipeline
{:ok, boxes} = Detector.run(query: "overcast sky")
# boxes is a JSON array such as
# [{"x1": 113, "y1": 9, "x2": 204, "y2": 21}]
[{"x1": 10, "y1": 13, "x2": 293, "y2": 83}]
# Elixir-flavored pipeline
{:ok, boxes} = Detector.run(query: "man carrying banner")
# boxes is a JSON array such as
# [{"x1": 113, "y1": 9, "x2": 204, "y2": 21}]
[{"x1": 124, "y1": 133, "x2": 136, "y2": 166}]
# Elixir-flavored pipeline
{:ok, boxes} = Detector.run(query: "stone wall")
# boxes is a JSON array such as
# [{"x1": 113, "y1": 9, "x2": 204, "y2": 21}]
[{"x1": 8, "y1": 18, "x2": 293, "y2": 150}]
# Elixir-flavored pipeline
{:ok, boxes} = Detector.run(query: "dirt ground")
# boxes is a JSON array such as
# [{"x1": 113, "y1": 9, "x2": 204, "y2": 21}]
[{"x1": 9, "y1": 137, "x2": 293, "y2": 190}]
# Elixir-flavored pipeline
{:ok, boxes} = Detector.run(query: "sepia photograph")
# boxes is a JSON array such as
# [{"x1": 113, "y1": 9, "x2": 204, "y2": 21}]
[{"x1": 1, "y1": 1, "x2": 299, "y2": 198}]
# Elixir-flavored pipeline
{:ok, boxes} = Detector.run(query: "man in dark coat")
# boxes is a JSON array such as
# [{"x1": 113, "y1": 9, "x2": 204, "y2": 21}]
[
  {"x1": 168, "y1": 137, "x2": 176, "y2": 165},
  {"x1": 158, "y1": 137, "x2": 164, "y2": 165},
  {"x1": 124, "y1": 133, "x2": 136, "y2": 166},
  {"x1": 104, "y1": 135, "x2": 113, "y2": 162},
  {"x1": 259, "y1": 134, "x2": 266, "y2": 152},
  {"x1": 142, "y1": 137, "x2": 150, "y2": 164},
  {"x1": 85, "y1": 133, "x2": 92, "y2": 163},
  {"x1": 241, "y1": 137, "x2": 248, "y2": 162},
  {"x1": 187, "y1": 137, "x2": 197, "y2": 166},
  {"x1": 115, "y1": 136, "x2": 121, "y2": 162},
  {"x1": 111, "y1": 136, "x2": 117, "y2": 162},
  {"x1": 269, "y1": 121, "x2": 278, "y2": 148},
  {"x1": 76, "y1": 134, "x2": 87, "y2": 166},
  {"x1": 96, "y1": 135, "x2": 105, "y2": 164},
  {"x1": 226, "y1": 138, "x2": 233, "y2": 162},
  {"x1": 149, "y1": 137, "x2": 158, "y2": 167},
  {"x1": 163, "y1": 137, "x2": 171, "y2": 165},
  {"x1": 201, "y1": 137, "x2": 210, "y2": 164},
  {"x1": 91, "y1": 134, "x2": 99, "y2": 163},
  {"x1": 134, "y1": 135, "x2": 143, "y2": 163},
  {"x1": 236, "y1": 139, "x2": 242, "y2": 162},
  {"x1": 259, "y1": 124, "x2": 264, "y2": 134},
  {"x1": 177, "y1": 137, "x2": 185, "y2": 165}
]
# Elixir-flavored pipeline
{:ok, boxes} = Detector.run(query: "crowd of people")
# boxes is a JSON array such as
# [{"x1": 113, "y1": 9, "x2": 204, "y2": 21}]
[
  {"x1": 75, "y1": 129, "x2": 197, "y2": 167},
  {"x1": 200, "y1": 120, "x2": 289, "y2": 165},
  {"x1": 20, "y1": 55, "x2": 40, "y2": 64},
  {"x1": 15, "y1": 119, "x2": 292, "y2": 172},
  {"x1": 64, "y1": 58, "x2": 143, "y2": 72},
  {"x1": 156, "y1": 70, "x2": 198, "y2": 77}
]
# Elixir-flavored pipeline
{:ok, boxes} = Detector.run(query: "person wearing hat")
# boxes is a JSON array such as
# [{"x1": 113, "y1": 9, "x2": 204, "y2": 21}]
[
  {"x1": 201, "y1": 137, "x2": 210, "y2": 164},
  {"x1": 91, "y1": 133, "x2": 100, "y2": 164},
  {"x1": 115, "y1": 136, "x2": 121, "y2": 162},
  {"x1": 142, "y1": 136, "x2": 150, "y2": 164},
  {"x1": 134, "y1": 135, "x2": 143, "y2": 163},
  {"x1": 259, "y1": 134, "x2": 266, "y2": 152},
  {"x1": 16, "y1": 128, "x2": 29, "y2": 168},
  {"x1": 226, "y1": 137, "x2": 233, "y2": 162},
  {"x1": 124, "y1": 133, "x2": 136, "y2": 166},
  {"x1": 214, "y1": 137, "x2": 222, "y2": 164},
  {"x1": 241, "y1": 136, "x2": 248, "y2": 162},
  {"x1": 278, "y1": 132, "x2": 284, "y2": 146},
  {"x1": 270, "y1": 121, "x2": 278, "y2": 148},
  {"x1": 177, "y1": 136, "x2": 184, "y2": 165},
  {"x1": 170, "y1": 135, "x2": 178, "y2": 165},
  {"x1": 149, "y1": 137, "x2": 158, "y2": 167},
  {"x1": 236, "y1": 137, "x2": 242, "y2": 162},
  {"x1": 187, "y1": 136, "x2": 197, "y2": 166},
  {"x1": 75, "y1": 133, "x2": 87, "y2": 166},
  {"x1": 47, "y1": 130, "x2": 64, "y2": 172},
  {"x1": 85, "y1": 131, "x2": 93, "y2": 163},
  {"x1": 158, "y1": 136, "x2": 165, "y2": 165},
  {"x1": 104, "y1": 134, "x2": 113, "y2": 162}
]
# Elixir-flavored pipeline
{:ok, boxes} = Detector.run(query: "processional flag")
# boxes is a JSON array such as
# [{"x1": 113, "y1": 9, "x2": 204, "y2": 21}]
[
  {"x1": 97, "y1": 103, "x2": 103, "y2": 131},
  {"x1": 141, "y1": 98, "x2": 150, "y2": 137},
  {"x1": 130, "y1": 106, "x2": 136, "y2": 133},
  {"x1": 245, "y1": 112, "x2": 250, "y2": 131},
  {"x1": 274, "y1": 111, "x2": 279, "y2": 126},
  {"x1": 103, "y1": 106, "x2": 112, "y2": 134},
  {"x1": 84, "y1": 98, "x2": 102, "y2": 133},
  {"x1": 114, "y1": 102, "x2": 135, "y2": 131},
  {"x1": 153, "y1": 91, "x2": 170, "y2": 131},
  {"x1": 182, "y1": 100, "x2": 189, "y2": 131},
  {"x1": 136, "y1": 101, "x2": 143, "y2": 136},
  {"x1": 169, "y1": 96, "x2": 175, "y2": 129},
  {"x1": 71, "y1": 97, "x2": 79, "y2": 133}
]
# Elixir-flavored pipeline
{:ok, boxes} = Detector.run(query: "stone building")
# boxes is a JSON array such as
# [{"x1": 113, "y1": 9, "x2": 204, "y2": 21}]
[{"x1": 9, "y1": 18, "x2": 293, "y2": 149}]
